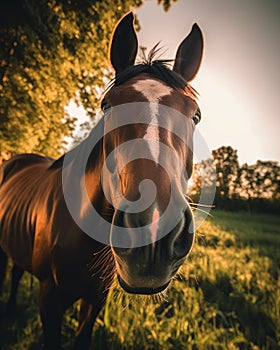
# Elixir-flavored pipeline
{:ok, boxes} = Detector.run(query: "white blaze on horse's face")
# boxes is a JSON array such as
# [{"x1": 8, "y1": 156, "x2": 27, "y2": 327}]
[
  {"x1": 132, "y1": 79, "x2": 173, "y2": 163},
  {"x1": 150, "y1": 207, "x2": 160, "y2": 247}
]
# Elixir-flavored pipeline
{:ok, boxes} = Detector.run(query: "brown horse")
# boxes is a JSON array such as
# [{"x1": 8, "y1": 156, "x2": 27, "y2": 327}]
[{"x1": 0, "y1": 12, "x2": 203, "y2": 349}]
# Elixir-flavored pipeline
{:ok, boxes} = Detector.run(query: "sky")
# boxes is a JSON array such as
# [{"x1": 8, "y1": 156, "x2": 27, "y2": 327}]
[
  {"x1": 67, "y1": 0, "x2": 280, "y2": 165},
  {"x1": 133, "y1": 0, "x2": 280, "y2": 165}
]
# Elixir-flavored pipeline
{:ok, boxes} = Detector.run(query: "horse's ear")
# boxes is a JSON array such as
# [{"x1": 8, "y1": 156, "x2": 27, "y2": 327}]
[
  {"x1": 110, "y1": 12, "x2": 138, "y2": 75},
  {"x1": 173, "y1": 23, "x2": 204, "y2": 82}
]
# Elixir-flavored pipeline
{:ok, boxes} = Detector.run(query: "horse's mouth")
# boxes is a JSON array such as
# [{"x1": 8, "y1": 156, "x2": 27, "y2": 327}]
[{"x1": 117, "y1": 275, "x2": 170, "y2": 295}]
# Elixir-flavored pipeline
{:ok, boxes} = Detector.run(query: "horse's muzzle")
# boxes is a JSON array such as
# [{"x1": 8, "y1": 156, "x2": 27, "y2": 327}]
[{"x1": 111, "y1": 205, "x2": 194, "y2": 294}]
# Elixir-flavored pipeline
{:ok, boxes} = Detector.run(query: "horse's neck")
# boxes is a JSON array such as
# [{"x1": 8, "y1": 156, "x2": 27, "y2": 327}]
[
  {"x1": 61, "y1": 125, "x2": 114, "y2": 238},
  {"x1": 70, "y1": 118, "x2": 113, "y2": 214}
]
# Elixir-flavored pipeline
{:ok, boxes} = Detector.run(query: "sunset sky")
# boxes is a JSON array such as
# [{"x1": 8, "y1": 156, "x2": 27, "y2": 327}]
[{"x1": 134, "y1": 0, "x2": 280, "y2": 165}]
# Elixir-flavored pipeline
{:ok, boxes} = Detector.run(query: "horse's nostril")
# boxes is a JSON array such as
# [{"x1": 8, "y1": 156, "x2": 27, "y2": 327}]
[
  {"x1": 111, "y1": 206, "x2": 158, "y2": 250},
  {"x1": 173, "y1": 208, "x2": 194, "y2": 259},
  {"x1": 110, "y1": 210, "x2": 134, "y2": 251},
  {"x1": 173, "y1": 231, "x2": 194, "y2": 259}
]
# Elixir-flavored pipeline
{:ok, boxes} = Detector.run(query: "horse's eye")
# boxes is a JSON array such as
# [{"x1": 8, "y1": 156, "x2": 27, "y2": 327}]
[
  {"x1": 101, "y1": 99, "x2": 111, "y2": 114},
  {"x1": 192, "y1": 109, "x2": 201, "y2": 126}
]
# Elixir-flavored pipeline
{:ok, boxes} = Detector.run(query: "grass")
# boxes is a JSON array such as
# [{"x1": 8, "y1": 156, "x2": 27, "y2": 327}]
[{"x1": 0, "y1": 210, "x2": 279, "y2": 349}]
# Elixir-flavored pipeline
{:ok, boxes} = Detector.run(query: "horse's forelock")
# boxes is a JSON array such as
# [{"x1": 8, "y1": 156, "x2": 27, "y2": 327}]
[{"x1": 105, "y1": 46, "x2": 198, "y2": 100}]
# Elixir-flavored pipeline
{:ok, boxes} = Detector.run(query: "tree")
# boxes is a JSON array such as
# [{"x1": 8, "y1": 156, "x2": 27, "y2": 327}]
[
  {"x1": 190, "y1": 145, "x2": 280, "y2": 213},
  {"x1": 239, "y1": 161, "x2": 280, "y2": 200},
  {"x1": 157, "y1": 0, "x2": 177, "y2": 11},
  {"x1": 188, "y1": 158, "x2": 216, "y2": 204},
  {"x1": 212, "y1": 146, "x2": 239, "y2": 208},
  {"x1": 1, "y1": 0, "x2": 175, "y2": 157}
]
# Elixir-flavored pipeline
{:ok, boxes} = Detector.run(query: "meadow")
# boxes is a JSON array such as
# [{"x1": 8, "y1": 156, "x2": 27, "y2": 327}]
[{"x1": 0, "y1": 210, "x2": 279, "y2": 349}]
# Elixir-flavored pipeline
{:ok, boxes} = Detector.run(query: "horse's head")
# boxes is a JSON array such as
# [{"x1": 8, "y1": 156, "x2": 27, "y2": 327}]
[{"x1": 102, "y1": 13, "x2": 203, "y2": 294}]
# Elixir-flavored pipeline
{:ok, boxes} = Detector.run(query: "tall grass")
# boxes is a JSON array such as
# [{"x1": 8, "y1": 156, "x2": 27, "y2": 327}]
[{"x1": 0, "y1": 210, "x2": 279, "y2": 349}]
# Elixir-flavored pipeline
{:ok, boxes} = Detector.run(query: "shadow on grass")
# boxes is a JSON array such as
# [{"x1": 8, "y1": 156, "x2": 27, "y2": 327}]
[
  {"x1": 90, "y1": 326, "x2": 127, "y2": 350},
  {"x1": 0, "y1": 297, "x2": 131, "y2": 350},
  {"x1": 0, "y1": 300, "x2": 42, "y2": 349},
  {"x1": 197, "y1": 274, "x2": 278, "y2": 349}
]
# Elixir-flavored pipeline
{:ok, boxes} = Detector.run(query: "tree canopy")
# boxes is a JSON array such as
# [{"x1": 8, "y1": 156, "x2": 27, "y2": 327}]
[
  {"x1": 189, "y1": 146, "x2": 280, "y2": 214},
  {"x1": 0, "y1": 0, "x2": 175, "y2": 157}
]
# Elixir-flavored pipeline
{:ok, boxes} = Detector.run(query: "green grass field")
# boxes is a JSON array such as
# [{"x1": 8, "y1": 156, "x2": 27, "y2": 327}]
[{"x1": 0, "y1": 210, "x2": 279, "y2": 349}]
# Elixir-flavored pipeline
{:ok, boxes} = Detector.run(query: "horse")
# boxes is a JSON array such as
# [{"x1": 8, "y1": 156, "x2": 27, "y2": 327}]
[{"x1": 0, "y1": 12, "x2": 203, "y2": 349}]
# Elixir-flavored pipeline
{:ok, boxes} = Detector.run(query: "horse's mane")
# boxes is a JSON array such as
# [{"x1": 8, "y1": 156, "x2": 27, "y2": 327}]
[{"x1": 107, "y1": 44, "x2": 198, "y2": 99}]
